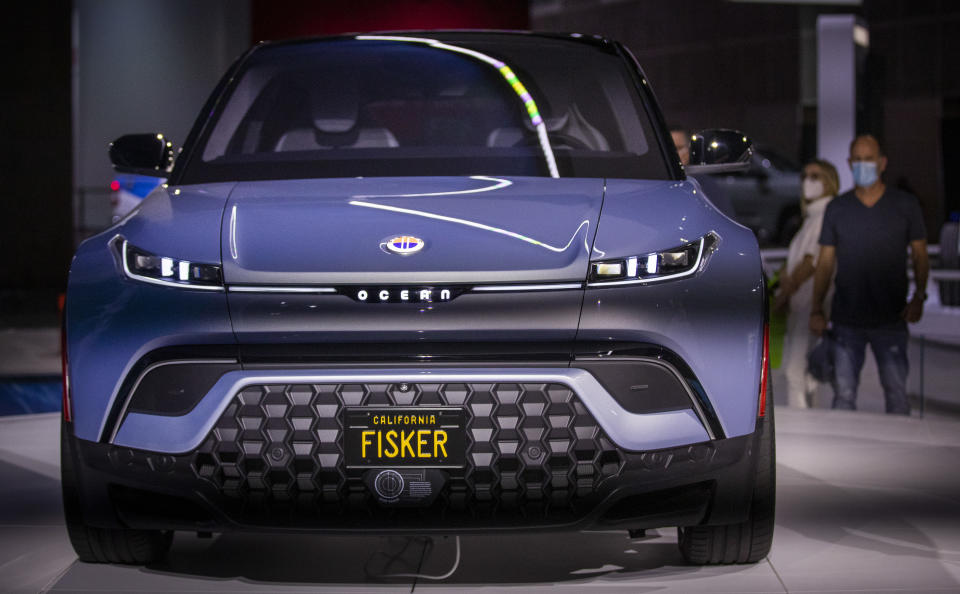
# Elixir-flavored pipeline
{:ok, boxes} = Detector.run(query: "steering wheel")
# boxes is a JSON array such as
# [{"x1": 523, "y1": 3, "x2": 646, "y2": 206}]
[{"x1": 514, "y1": 132, "x2": 591, "y2": 150}]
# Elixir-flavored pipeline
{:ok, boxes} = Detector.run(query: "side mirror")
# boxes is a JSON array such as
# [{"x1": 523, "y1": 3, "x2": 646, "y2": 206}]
[
  {"x1": 109, "y1": 134, "x2": 175, "y2": 176},
  {"x1": 685, "y1": 129, "x2": 753, "y2": 175}
]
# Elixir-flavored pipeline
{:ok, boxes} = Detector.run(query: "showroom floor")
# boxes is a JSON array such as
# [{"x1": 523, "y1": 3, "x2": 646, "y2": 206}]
[{"x1": 2, "y1": 407, "x2": 959, "y2": 593}]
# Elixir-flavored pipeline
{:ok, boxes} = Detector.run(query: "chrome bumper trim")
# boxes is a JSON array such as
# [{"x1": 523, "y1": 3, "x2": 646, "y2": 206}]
[{"x1": 113, "y1": 368, "x2": 712, "y2": 454}]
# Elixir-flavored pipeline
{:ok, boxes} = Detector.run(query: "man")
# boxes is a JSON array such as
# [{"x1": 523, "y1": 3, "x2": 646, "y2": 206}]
[
  {"x1": 809, "y1": 134, "x2": 929, "y2": 414},
  {"x1": 670, "y1": 126, "x2": 736, "y2": 218},
  {"x1": 670, "y1": 127, "x2": 692, "y2": 167}
]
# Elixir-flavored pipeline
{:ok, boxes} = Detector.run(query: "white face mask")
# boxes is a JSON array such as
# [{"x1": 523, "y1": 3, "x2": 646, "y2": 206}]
[{"x1": 803, "y1": 178, "x2": 825, "y2": 200}]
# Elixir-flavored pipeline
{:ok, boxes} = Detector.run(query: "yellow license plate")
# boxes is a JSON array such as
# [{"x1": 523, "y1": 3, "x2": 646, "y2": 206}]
[{"x1": 343, "y1": 407, "x2": 466, "y2": 468}]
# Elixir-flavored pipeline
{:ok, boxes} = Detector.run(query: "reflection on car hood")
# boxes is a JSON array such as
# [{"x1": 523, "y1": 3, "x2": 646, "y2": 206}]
[{"x1": 221, "y1": 176, "x2": 606, "y2": 286}]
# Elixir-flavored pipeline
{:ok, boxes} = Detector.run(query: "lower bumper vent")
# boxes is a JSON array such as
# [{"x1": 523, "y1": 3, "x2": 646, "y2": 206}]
[{"x1": 190, "y1": 382, "x2": 624, "y2": 523}]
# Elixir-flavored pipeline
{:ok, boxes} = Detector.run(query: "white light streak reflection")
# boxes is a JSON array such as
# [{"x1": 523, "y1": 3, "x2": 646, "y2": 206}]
[
  {"x1": 349, "y1": 200, "x2": 589, "y2": 254},
  {"x1": 356, "y1": 35, "x2": 558, "y2": 178},
  {"x1": 229, "y1": 205, "x2": 238, "y2": 260},
  {"x1": 352, "y1": 176, "x2": 512, "y2": 199}
]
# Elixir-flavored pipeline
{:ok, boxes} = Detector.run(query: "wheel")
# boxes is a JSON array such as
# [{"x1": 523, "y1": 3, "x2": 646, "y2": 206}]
[
  {"x1": 677, "y1": 402, "x2": 776, "y2": 564},
  {"x1": 61, "y1": 422, "x2": 173, "y2": 564}
]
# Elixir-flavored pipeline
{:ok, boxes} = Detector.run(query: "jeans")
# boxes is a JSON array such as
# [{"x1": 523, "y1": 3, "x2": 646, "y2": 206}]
[{"x1": 830, "y1": 323, "x2": 910, "y2": 415}]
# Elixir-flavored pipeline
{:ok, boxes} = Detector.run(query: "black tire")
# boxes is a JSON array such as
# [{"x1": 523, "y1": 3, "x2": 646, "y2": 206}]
[
  {"x1": 678, "y1": 403, "x2": 776, "y2": 565},
  {"x1": 61, "y1": 422, "x2": 173, "y2": 564}
]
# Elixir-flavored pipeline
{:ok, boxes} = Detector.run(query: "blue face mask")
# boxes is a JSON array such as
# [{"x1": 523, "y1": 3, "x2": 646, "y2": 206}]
[{"x1": 851, "y1": 161, "x2": 879, "y2": 187}]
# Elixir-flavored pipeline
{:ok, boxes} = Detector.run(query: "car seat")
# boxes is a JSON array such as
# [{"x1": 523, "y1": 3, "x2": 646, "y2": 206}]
[
  {"x1": 274, "y1": 82, "x2": 398, "y2": 151},
  {"x1": 487, "y1": 103, "x2": 609, "y2": 151}
]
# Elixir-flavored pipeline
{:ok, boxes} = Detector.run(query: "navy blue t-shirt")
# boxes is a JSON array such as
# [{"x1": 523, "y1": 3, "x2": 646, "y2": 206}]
[{"x1": 819, "y1": 187, "x2": 926, "y2": 327}]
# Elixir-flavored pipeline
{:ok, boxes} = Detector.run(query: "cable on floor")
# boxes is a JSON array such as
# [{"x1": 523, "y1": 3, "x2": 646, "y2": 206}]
[{"x1": 381, "y1": 535, "x2": 461, "y2": 581}]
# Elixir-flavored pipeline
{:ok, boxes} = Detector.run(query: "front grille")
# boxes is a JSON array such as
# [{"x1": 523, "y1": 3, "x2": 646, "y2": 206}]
[{"x1": 191, "y1": 382, "x2": 624, "y2": 524}]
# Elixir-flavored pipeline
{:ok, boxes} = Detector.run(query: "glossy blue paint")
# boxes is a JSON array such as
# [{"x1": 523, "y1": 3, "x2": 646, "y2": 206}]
[
  {"x1": 66, "y1": 184, "x2": 237, "y2": 441},
  {"x1": 114, "y1": 183, "x2": 236, "y2": 264},
  {"x1": 227, "y1": 289, "x2": 584, "y2": 345},
  {"x1": 582, "y1": 179, "x2": 764, "y2": 438},
  {"x1": 67, "y1": 176, "x2": 763, "y2": 442},
  {"x1": 222, "y1": 176, "x2": 603, "y2": 285},
  {"x1": 589, "y1": 179, "x2": 744, "y2": 258}
]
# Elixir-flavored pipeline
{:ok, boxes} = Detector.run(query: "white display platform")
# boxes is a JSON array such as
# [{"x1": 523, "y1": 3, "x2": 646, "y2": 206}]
[{"x1": 2, "y1": 408, "x2": 959, "y2": 593}]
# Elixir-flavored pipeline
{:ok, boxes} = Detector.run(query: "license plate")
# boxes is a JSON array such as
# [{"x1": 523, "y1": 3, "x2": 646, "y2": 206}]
[{"x1": 343, "y1": 407, "x2": 466, "y2": 468}]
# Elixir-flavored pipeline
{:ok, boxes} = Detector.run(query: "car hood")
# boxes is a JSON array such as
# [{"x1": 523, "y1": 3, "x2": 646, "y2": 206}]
[{"x1": 221, "y1": 176, "x2": 606, "y2": 286}]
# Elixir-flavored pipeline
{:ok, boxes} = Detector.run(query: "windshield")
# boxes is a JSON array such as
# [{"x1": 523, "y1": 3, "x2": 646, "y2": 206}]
[{"x1": 178, "y1": 34, "x2": 669, "y2": 183}]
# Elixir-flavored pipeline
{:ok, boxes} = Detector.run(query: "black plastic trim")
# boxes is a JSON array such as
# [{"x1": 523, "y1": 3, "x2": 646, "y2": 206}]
[
  {"x1": 69, "y1": 428, "x2": 756, "y2": 532},
  {"x1": 573, "y1": 358, "x2": 694, "y2": 415},
  {"x1": 99, "y1": 344, "x2": 240, "y2": 443},
  {"x1": 574, "y1": 343, "x2": 726, "y2": 440},
  {"x1": 238, "y1": 341, "x2": 573, "y2": 365},
  {"x1": 125, "y1": 361, "x2": 239, "y2": 417}
]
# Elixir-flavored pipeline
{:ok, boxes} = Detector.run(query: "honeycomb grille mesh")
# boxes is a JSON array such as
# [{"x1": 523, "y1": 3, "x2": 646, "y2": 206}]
[{"x1": 191, "y1": 382, "x2": 624, "y2": 520}]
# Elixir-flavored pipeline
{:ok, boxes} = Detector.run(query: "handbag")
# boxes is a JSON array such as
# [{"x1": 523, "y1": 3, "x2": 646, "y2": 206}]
[{"x1": 807, "y1": 330, "x2": 834, "y2": 383}]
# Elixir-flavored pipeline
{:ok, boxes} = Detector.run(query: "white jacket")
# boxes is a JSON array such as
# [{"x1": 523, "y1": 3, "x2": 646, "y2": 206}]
[{"x1": 786, "y1": 196, "x2": 833, "y2": 312}]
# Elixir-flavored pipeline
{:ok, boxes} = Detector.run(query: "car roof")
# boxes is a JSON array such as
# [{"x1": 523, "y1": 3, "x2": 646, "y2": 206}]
[{"x1": 254, "y1": 30, "x2": 617, "y2": 52}]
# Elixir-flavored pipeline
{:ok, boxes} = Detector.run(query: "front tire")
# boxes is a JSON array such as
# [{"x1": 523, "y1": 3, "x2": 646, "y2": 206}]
[
  {"x1": 677, "y1": 404, "x2": 776, "y2": 564},
  {"x1": 61, "y1": 422, "x2": 173, "y2": 564}
]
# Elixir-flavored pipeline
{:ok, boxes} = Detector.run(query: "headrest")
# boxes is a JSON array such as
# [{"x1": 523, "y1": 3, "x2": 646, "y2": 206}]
[{"x1": 309, "y1": 83, "x2": 359, "y2": 134}]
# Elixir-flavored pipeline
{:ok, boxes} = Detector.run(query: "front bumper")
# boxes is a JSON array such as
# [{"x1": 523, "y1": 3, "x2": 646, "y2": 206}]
[
  {"x1": 113, "y1": 368, "x2": 712, "y2": 454},
  {"x1": 65, "y1": 371, "x2": 763, "y2": 533}
]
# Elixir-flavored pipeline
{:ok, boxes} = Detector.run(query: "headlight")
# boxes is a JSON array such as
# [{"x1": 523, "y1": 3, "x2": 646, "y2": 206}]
[
  {"x1": 588, "y1": 235, "x2": 712, "y2": 286},
  {"x1": 119, "y1": 238, "x2": 223, "y2": 290}
]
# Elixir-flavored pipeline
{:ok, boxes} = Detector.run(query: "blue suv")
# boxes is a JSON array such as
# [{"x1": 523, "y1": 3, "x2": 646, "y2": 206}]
[{"x1": 61, "y1": 32, "x2": 773, "y2": 566}]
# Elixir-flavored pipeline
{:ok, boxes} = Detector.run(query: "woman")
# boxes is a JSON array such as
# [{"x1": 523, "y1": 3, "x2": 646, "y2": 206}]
[{"x1": 775, "y1": 159, "x2": 839, "y2": 408}]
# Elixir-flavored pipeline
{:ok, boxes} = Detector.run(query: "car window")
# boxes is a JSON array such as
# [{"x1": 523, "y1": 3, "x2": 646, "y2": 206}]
[{"x1": 180, "y1": 35, "x2": 669, "y2": 183}]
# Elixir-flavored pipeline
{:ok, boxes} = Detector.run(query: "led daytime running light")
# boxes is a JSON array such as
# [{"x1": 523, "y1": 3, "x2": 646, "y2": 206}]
[
  {"x1": 120, "y1": 239, "x2": 223, "y2": 291},
  {"x1": 588, "y1": 236, "x2": 709, "y2": 286}
]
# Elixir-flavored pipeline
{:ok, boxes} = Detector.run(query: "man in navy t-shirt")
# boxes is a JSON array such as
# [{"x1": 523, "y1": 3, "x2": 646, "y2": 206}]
[{"x1": 809, "y1": 135, "x2": 929, "y2": 414}]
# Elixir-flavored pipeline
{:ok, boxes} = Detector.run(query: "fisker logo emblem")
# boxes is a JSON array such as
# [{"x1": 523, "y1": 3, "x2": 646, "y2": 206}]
[{"x1": 382, "y1": 235, "x2": 425, "y2": 255}]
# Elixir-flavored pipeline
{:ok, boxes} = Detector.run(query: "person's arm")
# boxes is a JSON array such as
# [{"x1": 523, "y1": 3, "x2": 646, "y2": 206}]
[
  {"x1": 809, "y1": 245, "x2": 835, "y2": 336},
  {"x1": 774, "y1": 255, "x2": 815, "y2": 311},
  {"x1": 902, "y1": 239, "x2": 929, "y2": 323},
  {"x1": 786, "y1": 256, "x2": 816, "y2": 292}
]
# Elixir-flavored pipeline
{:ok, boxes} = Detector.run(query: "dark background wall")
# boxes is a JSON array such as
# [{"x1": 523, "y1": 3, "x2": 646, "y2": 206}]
[
  {"x1": 533, "y1": 0, "x2": 960, "y2": 240},
  {"x1": 251, "y1": 0, "x2": 529, "y2": 42},
  {"x1": 74, "y1": 0, "x2": 251, "y2": 236},
  {"x1": 535, "y1": 1, "x2": 803, "y2": 154},
  {"x1": 1, "y1": 3, "x2": 73, "y2": 294},
  {"x1": 863, "y1": 1, "x2": 960, "y2": 238}
]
